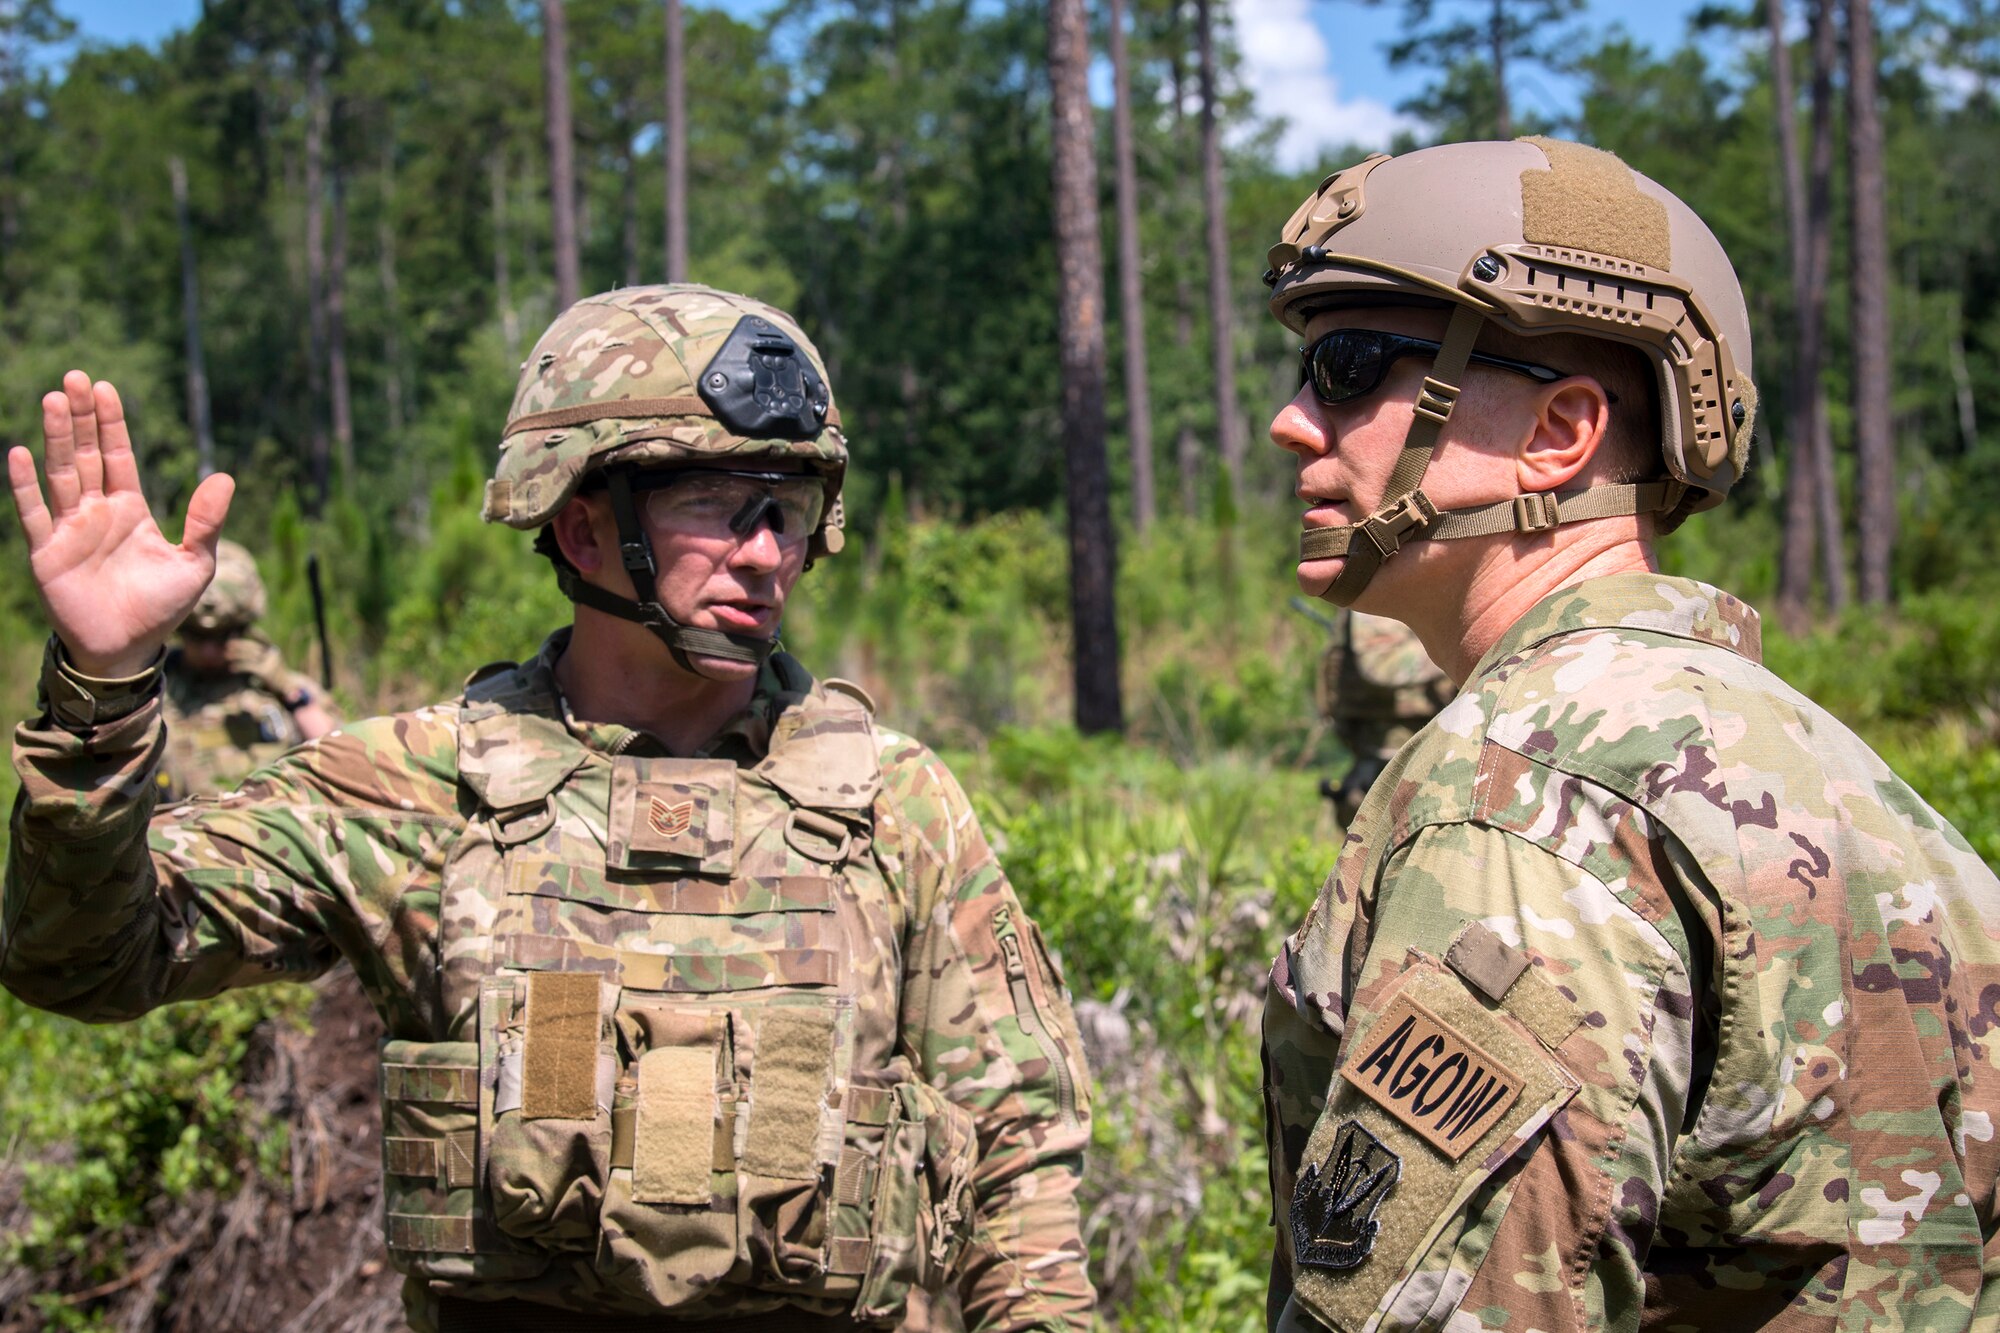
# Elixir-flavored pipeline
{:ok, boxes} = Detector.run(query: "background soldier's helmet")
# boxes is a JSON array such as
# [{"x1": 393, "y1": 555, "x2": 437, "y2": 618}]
[
  {"x1": 483, "y1": 284, "x2": 848, "y2": 560},
  {"x1": 1267, "y1": 138, "x2": 1757, "y2": 604},
  {"x1": 183, "y1": 539, "x2": 267, "y2": 634}
]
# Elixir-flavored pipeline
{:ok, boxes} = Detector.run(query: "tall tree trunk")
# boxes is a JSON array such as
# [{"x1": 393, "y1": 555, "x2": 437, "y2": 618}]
[
  {"x1": 1170, "y1": 18, "x2": 1201, "y2": 515},
  {"x1": 618, "y1": 101, "x2": 640, "y2": 287},
  {"x1": 1110, "y1": 0, "x2": 1154, "y2": 532},
  {"x1": 378, "y1": 136, "x2": 406, "y2": 436},
  {"x1": 1846, "y1": 0, "x2": 1894, "y2": 604},
  {"x1": 1807, "y1": 0, "x2": 1846, "y2": 611},
  {"x1": 542, "y1": 0, "x2": 581, "y2": 309},
  {"x1": 304, "y1": 50, "x2": 331, "y2": 509},
  {"x1": 490, "y1": 150, "x2": 521, "y2": 352},
  {"x1": 663, "y1": 0, "x2": 688, "y2": 282},
  {"x1": 329, "y1": 160, "x2": 354, "y2": 484},
  {"x1": 1948, "y1": 303, "x2": 1978, "y2": 454},
  {"x1": 1048, "y1": 0, "x2": 1124, "y2": 735},
  {"x1": 1195, "y1": 0, "x2": 1242, "y2": 497},
  {"x1": 169, "y1": 156, "x2": 217, "y2": 479},
  {"x1": 1774, "y1": 0, "x2": 1825, "y2": 627},
  {"x1": 1489, "y1": 0, "x2": 1511, "y2": 139}
]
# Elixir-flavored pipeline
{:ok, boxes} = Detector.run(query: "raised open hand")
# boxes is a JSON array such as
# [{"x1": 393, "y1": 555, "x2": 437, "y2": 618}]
[{"x1": 8, "y1": 371, "x2": 236, "y2": 677}]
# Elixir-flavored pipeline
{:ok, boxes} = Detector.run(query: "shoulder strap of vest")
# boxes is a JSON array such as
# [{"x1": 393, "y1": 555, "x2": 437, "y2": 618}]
[
  {"x1": 756, "y1": 674, "x2": 883, "y2": 814},
  {"x1": 457, "y1": 661, "x2": 590, "y2": 812}
]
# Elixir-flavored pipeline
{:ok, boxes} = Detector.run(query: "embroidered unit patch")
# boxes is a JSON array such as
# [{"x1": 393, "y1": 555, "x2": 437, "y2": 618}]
[
  {"x1": 649, "y1": 797, "x2": 696, "y2": 839},
  {"x1": 1338, "y1": 991, "x2": 1523, "y2": 1160},
  {"x1": 1292, "y1": 1118, "x2": 1401, "y2": 1271}
]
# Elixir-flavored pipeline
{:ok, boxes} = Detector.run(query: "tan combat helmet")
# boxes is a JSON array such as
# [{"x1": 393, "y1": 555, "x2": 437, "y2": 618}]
[
  {"x1": 183, "y1": 539, "x2": 268, "y2": 634},
  {"x1": 484, "y1": 284, "x2": 848, "y2": 671},
  {"x1": 1266, "y1": 137, "x2": 1757, "y2": 607}
]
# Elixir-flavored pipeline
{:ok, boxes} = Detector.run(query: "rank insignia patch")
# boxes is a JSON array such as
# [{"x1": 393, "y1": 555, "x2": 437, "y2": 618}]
[
  {"x1": 649, "y1": 797, "x2": 696, "y2": 839},
  {"x1": 1292, "y1": 1118, "x2": 1401, "y2": 1271}
]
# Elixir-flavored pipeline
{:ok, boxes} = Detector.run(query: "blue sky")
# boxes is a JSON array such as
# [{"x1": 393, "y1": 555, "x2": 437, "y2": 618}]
[{"x1": 51, "y1": 0, "x2": 1735, "y2": 168}]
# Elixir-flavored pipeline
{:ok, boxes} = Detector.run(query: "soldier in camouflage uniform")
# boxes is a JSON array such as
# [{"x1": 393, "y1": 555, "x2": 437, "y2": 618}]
[
  {"x1": 2, "y1": 287, "x2": 1095, "y2": 1333},
  {"x1": 1312, "y1": 609, "x2": 1452, "y2": 822},
  {"x1": 159, "y1": 537, "x2": 339, "y2": 802},
  {"x1": 1258, "y1": 140, "x2": 1998, "y2": 1332}
]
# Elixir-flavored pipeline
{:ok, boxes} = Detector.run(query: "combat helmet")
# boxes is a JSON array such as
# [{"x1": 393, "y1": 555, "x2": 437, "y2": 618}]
[
  {"x1": 1266, "y1": 137, "x2": 1756, "y2": 606},
  {"x1": 183, "y1": 539, "x2": 267, "y2": 634},
  {"x1": 483, "y1": 284, "x2": 847, "y2": 671}
]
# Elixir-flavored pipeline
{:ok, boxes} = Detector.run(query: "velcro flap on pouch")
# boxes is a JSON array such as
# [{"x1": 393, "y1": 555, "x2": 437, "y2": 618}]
[
  {"x1": 743, "y1": 1007, "x2": 839, "y2": 1181},
  {"x1": 634, "y1": 1021, "x2": 725, "y2": 1206},
  {"x1": 522, "y1": 971, "x2": 605, "y2": 1121},
  {"x1": 609, "y1": 755, "x2": 737, "y2": 874}
]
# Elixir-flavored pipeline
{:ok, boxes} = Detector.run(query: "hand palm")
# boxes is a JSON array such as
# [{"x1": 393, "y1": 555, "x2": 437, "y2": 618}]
[{"x1": 7, "y1": 372, "x2": 235, "y2": 676}]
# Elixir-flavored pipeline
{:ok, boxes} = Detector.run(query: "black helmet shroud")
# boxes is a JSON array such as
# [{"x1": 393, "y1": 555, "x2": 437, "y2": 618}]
[{"x1": 541, "y1": 313, "x2": 832, "y2": 676}]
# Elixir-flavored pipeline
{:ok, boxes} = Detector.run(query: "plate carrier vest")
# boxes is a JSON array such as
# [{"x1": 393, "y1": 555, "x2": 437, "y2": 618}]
[{"x1": 375, "y1": 655, "x2": 977, "y2": 1323}]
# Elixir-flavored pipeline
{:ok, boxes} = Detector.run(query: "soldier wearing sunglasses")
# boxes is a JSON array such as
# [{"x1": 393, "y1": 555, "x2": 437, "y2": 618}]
[
  {"x1": 3, "y1": 286, "x2": 1095, "y2": 1332},
  {"x1": 1259, "y1": 141, "x2": 1998, "y2": 1333}
]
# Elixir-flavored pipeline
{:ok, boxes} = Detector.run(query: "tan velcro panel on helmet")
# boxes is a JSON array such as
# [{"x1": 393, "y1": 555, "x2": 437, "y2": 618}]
[{"x1": 1518, "y1": 137, "x2": 1672, "y2": 271}]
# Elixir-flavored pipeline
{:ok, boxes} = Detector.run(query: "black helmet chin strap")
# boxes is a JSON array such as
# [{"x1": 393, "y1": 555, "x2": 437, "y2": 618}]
[
  {"x1": 1297, "y1": 303, "x2": 1682, "y2": 607},
  {"x1": 540, "y1": 468, "x2": 776, "y2": 677}
]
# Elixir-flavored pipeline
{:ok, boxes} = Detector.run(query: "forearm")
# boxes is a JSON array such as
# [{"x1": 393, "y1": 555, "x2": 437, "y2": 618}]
[
  {"x1": 956, "y1": 1154, "x2": 1094, "y2": 1332},
  {"x1": 4, "y1": 695, "x2": 188, "y2": 1019}
]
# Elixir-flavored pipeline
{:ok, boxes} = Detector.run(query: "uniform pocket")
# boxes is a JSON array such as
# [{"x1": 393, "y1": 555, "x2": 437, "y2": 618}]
[
  {"x1": 482, "y1": 972, "x2": 617, "y2": 1249},
  {"x1": 379, "y1": 1037, "x2": 546, "y2": 1282},
  {"x1": 850, "y1": 1080, "x2": 978, "y2": 1322},
  {"x1": 596, "y1": 1008, "x2": 740, "y2": 1307},
  {"x1": 1287, "y1": 957, "x2": 1580, "y2": 1333}
]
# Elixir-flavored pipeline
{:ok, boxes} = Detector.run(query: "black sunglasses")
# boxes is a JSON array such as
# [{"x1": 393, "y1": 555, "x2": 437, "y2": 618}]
[{"x1": 1299, "y1": 328, "x2": 1572, "y2": 406}]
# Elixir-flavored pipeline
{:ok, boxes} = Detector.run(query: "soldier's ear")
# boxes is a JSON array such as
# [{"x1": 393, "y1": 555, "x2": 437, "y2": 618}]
[
  {"x1": 1514, "y1": 377, "x2": 1611, "y2": 494},
  {"x1": 550, "y1": 494, "x2": 610, "y2": 575}
]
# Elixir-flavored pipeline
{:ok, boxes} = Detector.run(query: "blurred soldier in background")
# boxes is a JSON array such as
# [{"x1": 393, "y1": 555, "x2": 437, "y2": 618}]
[
  {"x1": 1308, "y1": 607, "x2": 1451, "y2": 821},
  {"x1": 1259, "y1": 139, "x2": 1997, "y2": 1333},
  {"x1": 159, "y1": 537, "x2": 338, "y2": 801},
  {"x1": 3, "y1": 285, "x2": 1094, "y2": 1333}
]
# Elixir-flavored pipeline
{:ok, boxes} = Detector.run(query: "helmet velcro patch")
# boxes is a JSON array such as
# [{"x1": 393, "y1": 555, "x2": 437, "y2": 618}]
[{"x1": 1519, "y1": 136, "x2": 1671, "y2": 271}]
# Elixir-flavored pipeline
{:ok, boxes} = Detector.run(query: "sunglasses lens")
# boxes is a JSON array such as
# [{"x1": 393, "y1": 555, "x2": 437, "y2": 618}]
[
  {"x1": 1306, "y1": 331, "x2": 1387, "y2": 404},
  {"x1": 645, "y1": 474, "x2": 825, "y2": 545}
]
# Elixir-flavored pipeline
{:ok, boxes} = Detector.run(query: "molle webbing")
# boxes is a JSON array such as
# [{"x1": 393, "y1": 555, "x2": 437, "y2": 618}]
[{"x1": 501, "y1": 933, "x2": 842, "y2": 992}]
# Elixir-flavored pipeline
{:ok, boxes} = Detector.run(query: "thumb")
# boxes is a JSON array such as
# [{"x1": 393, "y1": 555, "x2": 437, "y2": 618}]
[{"x1": 181, "y1": 472, "x2": 236, "y2": 558}]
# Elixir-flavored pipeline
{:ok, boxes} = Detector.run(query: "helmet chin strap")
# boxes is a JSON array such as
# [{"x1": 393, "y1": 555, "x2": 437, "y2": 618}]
[
  {"x1": 1298, "y1": 303, "x2": 1682, "y2": 608},
  {"x1": 541, "y1": 469, "x2": 777, "y2": 678}
]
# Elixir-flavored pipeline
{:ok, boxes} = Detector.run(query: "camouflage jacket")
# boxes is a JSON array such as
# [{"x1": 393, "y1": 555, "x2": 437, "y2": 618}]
[
  {"x1": 1318, "y1": 612, "x2": 1454, "y2": 762},
  {"x1": 4, "y1": 632, "x2": 1093, "y2": 1332},
  {"x1": 159, "y1": 635, "x2": 326, "y2": 800},
  {"x1": 1264, "y1": 574, "x2": 1999, "y2": 1333}
]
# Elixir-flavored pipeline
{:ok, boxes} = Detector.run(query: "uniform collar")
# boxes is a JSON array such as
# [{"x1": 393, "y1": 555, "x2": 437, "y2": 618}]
[
  {"x1": 1469, "y1": 573, "x2": 1764, "y2": 684},
  {"x1": 527, "y1": 627, "x2": 805, "y2": 762}
]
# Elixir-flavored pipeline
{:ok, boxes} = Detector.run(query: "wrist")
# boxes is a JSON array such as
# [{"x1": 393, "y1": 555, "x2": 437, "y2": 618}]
[
  {"x1": 62, "y1": 639, "x2": 166, "y2": 680},
  {"x1": 41, "y1": 636, "x2": 166, "y2": 732}
]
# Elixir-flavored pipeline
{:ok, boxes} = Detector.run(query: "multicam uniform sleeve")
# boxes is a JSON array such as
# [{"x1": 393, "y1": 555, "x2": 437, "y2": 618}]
[
  {"x1": 877, "y1": 731, "x2": 1096, "y2": 1332},
  {"x1": 1266, "y1": 819, "x2": 1699, "y2": 1333},
  {"x1": 3, "y1": 679, "x2": 460, "y2": 1034}
]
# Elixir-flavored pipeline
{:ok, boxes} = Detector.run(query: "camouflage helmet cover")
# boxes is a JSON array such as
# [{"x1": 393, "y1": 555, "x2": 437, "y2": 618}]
[
  {"x1": 1267, "y1": 137, "x2": 1757, "y2": 515},
  {"x1": 482, "y1": 284, "x2": 849, "y2": 556},
  {"x1": 184, "y1": 539, "x2": 267, "y2": 633}
]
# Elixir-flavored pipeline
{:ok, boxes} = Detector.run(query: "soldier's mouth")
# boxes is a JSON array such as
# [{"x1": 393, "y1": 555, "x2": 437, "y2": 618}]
[
  {"x1": 1299, "y1": 497, "x2": 1349, "y2": 528},
  {"x1": 709, "y1": 600, "x2": 778, "y2": 631}
]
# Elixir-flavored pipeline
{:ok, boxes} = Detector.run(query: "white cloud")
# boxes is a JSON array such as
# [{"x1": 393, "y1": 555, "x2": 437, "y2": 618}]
[{"x1": 1231, "y1": 0, "x2": 1415, "y2": 171}]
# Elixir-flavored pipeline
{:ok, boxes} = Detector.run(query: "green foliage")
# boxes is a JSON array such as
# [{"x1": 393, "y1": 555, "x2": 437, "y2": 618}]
[{"x1": 0, "y1": 986, "x2": 309, "y2": 1279}]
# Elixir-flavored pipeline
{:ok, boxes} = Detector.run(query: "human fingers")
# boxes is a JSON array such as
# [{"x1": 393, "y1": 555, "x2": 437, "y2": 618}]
[
  {"x1": 7, "y1": 445, "x2": 54, "y2": 551},
  {"x1": 96, "y1": 380, "x2": 143, "y2": 496},
  {"x1": 181, "y1": 472, "x2": 236, "y2": 557},
  {"x1": 40, "y1": 385, "x2": 80, "y2": 517},
  {"x1": 62, "y1": 370, "x2": 104, "y2": 497}
]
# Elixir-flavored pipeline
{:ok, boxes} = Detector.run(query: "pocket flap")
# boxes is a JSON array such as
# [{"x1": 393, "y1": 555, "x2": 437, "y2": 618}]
[{"x1": 609, "y1": 756, "x2": 736, "y2": 874}]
